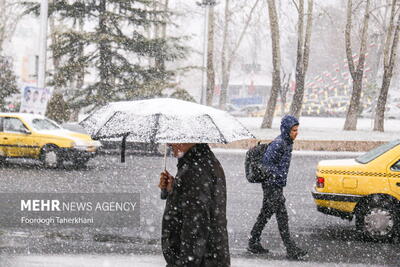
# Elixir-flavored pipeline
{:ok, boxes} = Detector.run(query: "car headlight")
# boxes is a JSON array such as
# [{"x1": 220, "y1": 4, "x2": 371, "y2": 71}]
[
  {"x1": 92, "y1": 140, "x2": 102, "y2": 147},
  {"x1": 72, "y1": 141, "x2": 89, "y2": 151},
  {"x1": 73, "y1": 140, "x2": 101, "y2": 151}
]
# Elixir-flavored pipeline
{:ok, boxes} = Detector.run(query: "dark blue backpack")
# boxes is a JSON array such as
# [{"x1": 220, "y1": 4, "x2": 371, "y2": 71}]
[{"x1": 245, "y1": 143, "x2": 270, "y2": 183}]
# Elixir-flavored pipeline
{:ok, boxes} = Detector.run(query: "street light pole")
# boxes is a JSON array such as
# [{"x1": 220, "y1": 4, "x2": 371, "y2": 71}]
[{"x1": 38, "y1": 0, "x2": 48, "y2": 89}]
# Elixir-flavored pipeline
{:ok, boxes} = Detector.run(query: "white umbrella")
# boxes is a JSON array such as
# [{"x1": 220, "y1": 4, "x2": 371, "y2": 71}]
[
  {"x1": 80, "y1": 98, "x2": 255, "y2": 144},
  {"x1": 80, "y1": 98, "x2": 255, "y2": 199}
]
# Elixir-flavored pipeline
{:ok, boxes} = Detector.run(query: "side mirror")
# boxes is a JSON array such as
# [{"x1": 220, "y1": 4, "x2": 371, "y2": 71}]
[{"x1": 21, "y1": 128, "x2": 31, "y2": 135}]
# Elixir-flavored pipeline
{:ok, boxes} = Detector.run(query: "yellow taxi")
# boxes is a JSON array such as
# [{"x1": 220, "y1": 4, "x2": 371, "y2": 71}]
[
  {"x1": 0, "y1": 113, "x2": 101, "y2": 167},
  {"x1": 312, "y1": 140, "x2": 400, "y2": 240}
]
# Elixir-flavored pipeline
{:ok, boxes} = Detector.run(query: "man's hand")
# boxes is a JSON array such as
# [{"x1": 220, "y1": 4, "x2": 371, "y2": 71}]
[{"x1": 159, "y1": 170, "x2": 174, "y2": 192}]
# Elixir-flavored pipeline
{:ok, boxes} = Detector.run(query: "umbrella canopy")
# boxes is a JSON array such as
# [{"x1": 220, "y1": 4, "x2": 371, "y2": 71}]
[{"x1": 79, "y1": 98, "x2": 255, "y2": 144}]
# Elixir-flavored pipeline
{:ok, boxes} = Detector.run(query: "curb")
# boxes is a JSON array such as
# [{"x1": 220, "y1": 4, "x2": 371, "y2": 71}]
[
  {"x1": 96, "y1": 140, "x2": 386, "y2": 154},
  {"x1": 210, "y1": 139, "x2": 385, "y2": 152}
]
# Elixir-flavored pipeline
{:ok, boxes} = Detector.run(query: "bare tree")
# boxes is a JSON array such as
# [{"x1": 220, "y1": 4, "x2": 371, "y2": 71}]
[
  {"x1": 289, "y1": 0, "x2": 314, "y2": 118},
  {"x1": 374, "y1": 0, "x2": 400, "y2": 131},
  {"x1": 343, "y1": 0, "x2": 370, "y2": 131},
  {"x1": 261, "y1": 0, "x2": 281, "y2": 128},
  {"x1": 280, "y1": 71, "x2": 291, "y2": 115},
  {"x1": 368, "y1": 1, "x2": 391, "y2": 83},
  {"x1": 218, "y1": 0, "x2": 260, "y2": 110},
  {"x1": 206, "y1": 3, "x2": 216, "y2": 106},
  {"x1": 219, "y1": 0, "x2": 230, "y2": 109},
  {"x1": 0, "y1": 0, "x2": 22, "y2": 52}
]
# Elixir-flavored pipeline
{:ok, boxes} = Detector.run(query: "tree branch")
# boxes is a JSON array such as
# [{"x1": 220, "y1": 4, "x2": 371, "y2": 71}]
[
  {"x1": 227, "y1": 0, "x2": 260, "y2": 69},
  {"x1": 345, "y1": 0, "x2": 356, "y2": 79}
]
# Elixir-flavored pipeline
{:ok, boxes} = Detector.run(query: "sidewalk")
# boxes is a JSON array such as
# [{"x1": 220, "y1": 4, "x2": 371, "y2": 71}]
[
  {"x1": 0, "y1": 254, "x2": 368, "y2": 267},
  {"x1": 239, "y1": 116, "x2": 400, "y2": 141},
  {"x1": 65, "y1": 116, "x2": 400, "y2": 152},
  {"x1": 216, "y1": 116, "x2": 400, "y2": 152}
]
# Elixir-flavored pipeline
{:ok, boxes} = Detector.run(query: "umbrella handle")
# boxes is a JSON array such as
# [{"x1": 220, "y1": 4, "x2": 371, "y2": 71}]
[
  {"x1": 160, "y1": 189, "x2": 168, "y2": 200},
  {"x1": 161, "y1": 143, "x2": 168, "y2": 200},
  {"x1": 121, "y1": 135, "x2": 127, "y2": 163},
  {"x1": 163, "y1": 143, "x2": 167, "y2": 171}
]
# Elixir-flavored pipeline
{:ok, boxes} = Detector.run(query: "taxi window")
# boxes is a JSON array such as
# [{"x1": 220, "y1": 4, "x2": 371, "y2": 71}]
[
  {"x1": 31, "y1": 118, "x2": 60, "y2": 130},
  {"x1": 0, "y1": 117, "x2": 3, "y2": 132},
  {"x1": 391, "y1": 160, "x2": 400, "y2": 172},
  {"x1": 3, "y1": 117, "x2": 28, "y2": 133},
  {"x1": 356, "y1": 140, "x2": 400, "y2": 164}
]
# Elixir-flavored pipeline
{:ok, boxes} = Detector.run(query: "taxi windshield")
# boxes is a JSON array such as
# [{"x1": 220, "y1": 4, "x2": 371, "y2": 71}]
[
  {"x1": 356, "y1": 140, "x2": 400, "y2": 164},
  {"x1": 31, "y1": 118, "x2": 61, "y2": 130}
]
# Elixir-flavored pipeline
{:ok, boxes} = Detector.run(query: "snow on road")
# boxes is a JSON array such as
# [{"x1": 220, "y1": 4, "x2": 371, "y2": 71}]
[{"x1": 1, "y1": 254, "x2": 369, "y2": 267}]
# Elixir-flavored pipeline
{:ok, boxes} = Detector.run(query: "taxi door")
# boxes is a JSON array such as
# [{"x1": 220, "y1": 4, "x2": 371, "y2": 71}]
[
  {"x1": 3, "y1": 117, "x2": 36, "y2": 157},
  {"x1": 387, "y1": 157, "x2": 400, "y2": 199},
  {"x1": 0, "y1": 117, "x2": 8, "y2": 157}
]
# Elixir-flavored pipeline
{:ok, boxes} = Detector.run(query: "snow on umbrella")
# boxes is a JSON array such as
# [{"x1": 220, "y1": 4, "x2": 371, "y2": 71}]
[
  {"x1": 80, "y1": 98, "x2": 255, "y2": 145},
  {"x1": 80, "y1": 97, "x2": 255, "y2": 167},
  {"x1": 80, "y1": 98, "x2": 255, "y2": 199}
]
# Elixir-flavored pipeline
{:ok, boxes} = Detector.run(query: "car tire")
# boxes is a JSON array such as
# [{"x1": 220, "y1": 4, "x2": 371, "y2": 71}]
[
  {"x1": 41, "y1": 145, "x2": 63, "y2": 168},
  {"x1": 356, "y1": 199, "x2": 398, "y2": 241},
  {"x1": 73, "y1": 157, "x2": 90, "y2": 167}
]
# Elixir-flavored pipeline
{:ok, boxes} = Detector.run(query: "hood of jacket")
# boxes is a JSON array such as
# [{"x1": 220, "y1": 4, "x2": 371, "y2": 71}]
[{"x1": 280, "y1": 115, "x2": 299, "y2": 143}]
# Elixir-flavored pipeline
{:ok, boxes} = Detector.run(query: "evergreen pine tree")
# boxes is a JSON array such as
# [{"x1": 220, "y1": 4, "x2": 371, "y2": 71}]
[
  {"x1": 28, "y1": 0, "x2": 187, "y2": 110},
  {"x1": 0, "y1": 55, "x2": 19, "y2": 111},
  {"x1": 46, "y1": 93, "x2": 71, "y2": 123}
]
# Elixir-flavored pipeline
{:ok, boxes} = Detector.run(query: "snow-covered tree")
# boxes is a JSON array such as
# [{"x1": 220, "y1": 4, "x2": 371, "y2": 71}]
[
  {"x1": 25, "y1": 0, "x2": 187, "y2": 111},
  {"x1": 0, "y1": 56, "x2": 18, "y2": 111}
]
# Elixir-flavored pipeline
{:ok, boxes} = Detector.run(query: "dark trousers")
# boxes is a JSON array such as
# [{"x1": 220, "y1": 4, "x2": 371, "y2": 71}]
[{"x1": 249, "y1": 183, "x2": 293, "y2": 248}]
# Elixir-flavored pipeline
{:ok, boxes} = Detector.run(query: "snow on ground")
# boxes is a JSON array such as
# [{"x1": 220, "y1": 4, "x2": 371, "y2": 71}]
[
  {"x1": 1, "y1": 254, "x2": 369, "y2": 267},
  {"x1": 72, "y1": 115, "x2": 400, "y2": 142},
  {"x1": 212, "y1": 148, "x2": 364, "y2": 157},
  {"x1": 238, "y1": 116, "x2": 400, "y2": 141}
]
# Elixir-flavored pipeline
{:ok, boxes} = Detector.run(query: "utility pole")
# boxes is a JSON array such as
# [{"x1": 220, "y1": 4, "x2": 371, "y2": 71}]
[
  {"x1": 197, "y1": 0, "x2": 217, "y2": 105},
  {"x1": 38, "y1": 0, "x2": 48, "y2": 89}
]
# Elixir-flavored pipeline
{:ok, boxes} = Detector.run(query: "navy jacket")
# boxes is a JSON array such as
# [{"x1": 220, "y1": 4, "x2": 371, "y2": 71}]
[{"x1": 262, "y1": 115, "x2": 299, "y2": 187}]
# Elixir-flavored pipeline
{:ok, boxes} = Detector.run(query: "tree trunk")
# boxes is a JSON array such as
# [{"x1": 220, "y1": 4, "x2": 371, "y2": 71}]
[
  {"x1": 261, "y1": 0, "x2": 281, "y2": 128},
  {"x1": 219, "y1": 0, "x2": 230, "y2": 110},
  {"x1": 371, "y1": 37, "x2": 384, "y2": 83},
  {"x1": 98, "y1": 0, "x2": 111, "y2": 105},
  {"x1": 218, "y1": 0, "x2": 260, "y2": 110},
  {"x1": 49, "y1": 14, "x2": 61, "y2": 94},
  {"x1": 0, "y1": 0, "x2": 20, "y2": 52},
  {"x1": 280, "y1": 73, "x2": 291, "y2": 115},
  {"x1": 370, "y1": 3, "x2": 390, "y2": 83},
  {"x1": 155, "y1": 0, "x2": 168, "y2": 72},
  {"x1": 374, "y1": 0, "x2": 400, "y2": 132},
  {"x1": 0, "y1": 0, "x2": 5, "y2": 51},
  {"x1": 206, "y1": 5, "x2": 215, "y2": 106},
  {"x1": 289, "y1": 0, "x2": 313, "y2": 119},
  {"x1": 70, "y1": 18, "x2": 85, "y2": 122},
  {"x1": 345, "y1": 75, "x2": 363, "y2": 129},
  {"x1": 343, "y1": 0, "x2": 370, "y2": 131},
  {"x1": 374, "y1": 69, "x2": 390, "y2": 131}
]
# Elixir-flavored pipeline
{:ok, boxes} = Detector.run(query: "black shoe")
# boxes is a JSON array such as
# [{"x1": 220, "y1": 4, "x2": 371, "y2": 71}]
[
  {"x1": 287, "y1": 246, "x2": 307, "y2": 260},
  {"x1": 247, "y1": 242, "x2": 269, "y2": 254}
]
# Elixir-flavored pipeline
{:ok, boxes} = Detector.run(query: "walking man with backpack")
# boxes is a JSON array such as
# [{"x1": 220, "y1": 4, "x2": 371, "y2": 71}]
[{"x1": 247, "y1": 115, "x2": 307, "y2": 260}]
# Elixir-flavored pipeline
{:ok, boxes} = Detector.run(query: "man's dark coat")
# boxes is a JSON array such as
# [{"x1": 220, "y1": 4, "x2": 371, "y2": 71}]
[{"x1": 162, "y1": 144, "x2": 230, "y2": 267}]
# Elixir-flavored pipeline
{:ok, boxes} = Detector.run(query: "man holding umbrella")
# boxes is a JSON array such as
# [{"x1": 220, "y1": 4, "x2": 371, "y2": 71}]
[
  {"x1": 159, "y1": 143, "x2": 230, "y2": 267},
  {"x1": 79, "y1": 98, "x2": 254, "y2": 266}
]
